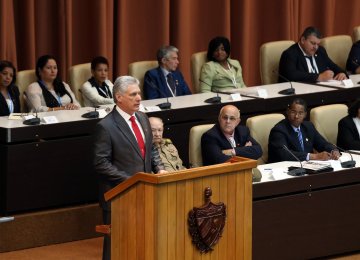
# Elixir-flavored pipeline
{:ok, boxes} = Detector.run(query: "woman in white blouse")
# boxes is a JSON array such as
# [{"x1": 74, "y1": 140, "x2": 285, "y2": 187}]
[
  {"x1": 26, "y1": 55, "x2": 80, "y2": 112},
  {"x1": 81, "y1": 56, "x2": 114, "y2": 107}
]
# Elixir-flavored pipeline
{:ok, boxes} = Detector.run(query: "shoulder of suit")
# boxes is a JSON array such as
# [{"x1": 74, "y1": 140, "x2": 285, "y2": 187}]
[
  {"x1": 228, "y1": 58, "x2": 241, "y2": 67},
  {"x1": 163, "y1": 138, "x2": 173, "y2": 145}
]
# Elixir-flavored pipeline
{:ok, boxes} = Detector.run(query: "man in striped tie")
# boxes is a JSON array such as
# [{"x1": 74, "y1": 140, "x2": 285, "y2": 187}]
[{"x1": 268, "y1": 98, "x2": 340, "y2": 163}]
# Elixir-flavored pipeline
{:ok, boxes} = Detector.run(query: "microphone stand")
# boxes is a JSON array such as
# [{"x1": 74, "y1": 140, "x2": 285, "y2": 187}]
[
  {"x1": 145, "y1": 78, "x2": 171, "y2": 109},
  {"x1": 332, "y1": 144, "x2": 356, "y2": 168},
  {"x1": 199, "y1": 79, "x2": 221, "y2": 104},
  {"x1": 273, "y1": 70, "x2": 295, "y2": 95},
  {"x1": 82, "y1": 106, "x2": 99, "y2": 119},
  {"x1": 23, "y1": 92, "x2": 41, "y2": 125},
  {"x1": 282, "y1": 145, "x2": 307, "y2": 176}
]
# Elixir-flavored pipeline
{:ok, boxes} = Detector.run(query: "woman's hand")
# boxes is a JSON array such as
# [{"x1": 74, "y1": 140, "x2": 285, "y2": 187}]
[{"x1": 64, "y1": 103, "x2": 80, "y2": 110}]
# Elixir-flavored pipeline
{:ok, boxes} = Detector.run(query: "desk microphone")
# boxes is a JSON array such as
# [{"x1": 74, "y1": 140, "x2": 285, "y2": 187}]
[
  {"x1": 282, "y1": 145, "x2": 307, "y2": 176},
  {"x1": 199, "y1": 79, "x2": 221, "y2": 104},
  {"x1": 23, "y1": 92, "x2": 41, "y2": 125},
  {"x1": 145, "y1": 78, "x2": 171, "y2": 109},
  {"x1": 273, "y1": 70, "x2": 295, "y2": 95},
  {"x1": 332, "y1": 144, "x2": 356, "y2": 168},
  {"x1": 82, "y1": 106, "x2": 99, "y2": 119}
]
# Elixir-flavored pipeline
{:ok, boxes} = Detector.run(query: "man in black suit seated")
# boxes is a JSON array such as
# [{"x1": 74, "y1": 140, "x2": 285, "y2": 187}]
[
  {"x1": 278, "y1": 26, "x2": 347, "y2": 83},
  {"x1": 268, "y1": 98, "x2": 340, "y2": 163},
  {"x1": 201, "y1": 104, "x2": 262, "y2": 166}
]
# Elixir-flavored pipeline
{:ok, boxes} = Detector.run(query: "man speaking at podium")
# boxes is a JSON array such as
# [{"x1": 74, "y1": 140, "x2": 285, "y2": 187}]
[
  {"x1": 93, "y1": 76, "x2": 166, "y2": 260},
  {"x1": 268, "y1": 98, "x2": 340, "y2": 163}
]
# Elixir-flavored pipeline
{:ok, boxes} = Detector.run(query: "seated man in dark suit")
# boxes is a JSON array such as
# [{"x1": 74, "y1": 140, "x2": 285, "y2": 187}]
[
  {"x1": 143, "y1": 45, "x2": 192, "y2": 99},
  {"x1": 268, "y1": 98, "x2": 340, "y2": 163},
  {"x1": 278, "y1": 26, "x2": 347, "y2": 83},
  {"x1": 201, "y1": 105, "x2": 262, "y2": 166}
]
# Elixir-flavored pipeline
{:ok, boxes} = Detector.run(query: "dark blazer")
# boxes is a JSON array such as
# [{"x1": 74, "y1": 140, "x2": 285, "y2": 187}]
[
  {"x1": 201, "y1": 124, "x2": 262, "y2": 166},
  {"x1": 93, "y1": 107, "x2": 162, "y2": 211},
  {"x1": 337, "y1": 115, "x2": 360, "y2": 150},
  {"x1": 268, "y1": 119, "x2": 336, "y2": 163},
  {"x1": 143, "y1": 66, "x2": 191, "y2": 99},
  {"x1": 346, "y1": 40, "x2": 360, "y2": 74},
  {"x1": 278, "y1": 43, "x2": 347, "y2": 83},
  {"x1": 0, "y1": 85, "x2": 20, "y2": 116}
]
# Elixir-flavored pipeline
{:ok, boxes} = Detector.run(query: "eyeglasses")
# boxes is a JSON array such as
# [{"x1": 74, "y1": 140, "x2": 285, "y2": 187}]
[
  {"x1": 221, "y1": 115, "x2": 239, "y2": 122},
  {"x1": 289, "y1": 110, "x2": 305, "y2": 116}
]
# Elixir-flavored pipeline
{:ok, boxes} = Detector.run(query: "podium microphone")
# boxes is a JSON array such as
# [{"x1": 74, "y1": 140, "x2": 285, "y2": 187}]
[
  {"x1": 200, "y1": 79, "x2": 221, "y2": 104},
  {"x1": 23, "y1": 92, "x2": 41, "y2": 125},
  {"x1": 282, "y1": 145, "x2": 307, "y2": 176},
  {"x1": 273, "y1": 70, "x2": 295, "y2": 95},
  {"x1": 82, "y1": 106, "x2": 99, "y2": 119},
  {"x1": 332, "y1": 144, "x2": 356, "y2": 168},
  {"x1": 145, "y1": 78, "x2": 171, "y2": 109}
]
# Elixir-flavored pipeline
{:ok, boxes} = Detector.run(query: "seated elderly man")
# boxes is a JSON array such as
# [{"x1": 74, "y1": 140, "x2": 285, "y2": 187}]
[
  {"x1": 201, "y1": 105, "x2": 262, "y2": 166},
  {"x1": 268, "y1": 98, "x2": 340, "y2": 163},
  {"x1": 149, "y1": 117, "x2": 186, "y2": 172}
]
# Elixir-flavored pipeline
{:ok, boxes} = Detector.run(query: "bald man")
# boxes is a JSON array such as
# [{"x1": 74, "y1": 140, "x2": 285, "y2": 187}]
[
  {"x1": 201, "y1": 105, "x2": 262, "y2": 166},
  {"x1": 149, "y1": 117, "x2": 186, "y2": 172}
]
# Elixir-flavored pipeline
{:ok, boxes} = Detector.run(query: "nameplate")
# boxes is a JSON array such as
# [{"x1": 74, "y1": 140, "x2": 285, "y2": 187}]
[
  {"x1": 257, "y1": 88, "x2": 268, "y2": 98},
  {"x1": 42, "y1": 116, "x2": 59, "y2": 124},
  {"x1": 23, "y1": 115, "x2": 36, "y2": 120},
  {"x1": 8, "y1": 113, "x2": 23, "y2": 120},
  {"x1": 139, "y1": 103, "x2": 146, "y2": 112},
  {"x1": 342, "y1": 79, "x2": 354, "y2": 88},
  {"x1": 230, "y1": 93, "x2": 242, "y2": 101},
  {"x1": 145, "y1": 106, "x2": 161, "y2": 112},
  {"x1": 97, "y1": 109, "x2": 107, "y2": 118}
]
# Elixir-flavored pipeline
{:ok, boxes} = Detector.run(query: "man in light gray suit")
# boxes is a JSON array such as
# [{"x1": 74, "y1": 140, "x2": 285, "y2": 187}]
[{"x1": 93, "y1": 76, "x2": 166, "y2": 260}]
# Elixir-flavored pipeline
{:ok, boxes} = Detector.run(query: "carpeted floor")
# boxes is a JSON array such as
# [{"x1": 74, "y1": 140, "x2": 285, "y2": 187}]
[{"x1": 0, "y1": 237, "x2": 103, "y2": 260}]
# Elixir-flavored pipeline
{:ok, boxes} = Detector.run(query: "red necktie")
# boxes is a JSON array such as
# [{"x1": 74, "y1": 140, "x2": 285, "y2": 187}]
[{"x1": 130, "y1": 116, "x2": 145, "y2": 158}]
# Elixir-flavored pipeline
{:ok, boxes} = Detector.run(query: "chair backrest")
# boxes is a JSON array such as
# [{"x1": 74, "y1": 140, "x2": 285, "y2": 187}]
[
  {"x1": 68, "y1": 63, "x2": 91, "y2": 106},
  {"x1": 353, "y1": 26, "x2": 360, "y2": 42},
  {"x1": 16, "y1": 69, "x2": 37, "y2": 112},
  {"x1": 260, "y1": 40, "x2": 295, "y2": 85},
  {"x1": 189, "y1": 124, "x2": 214, "y2": 168},
  {"x1": 128, "y1": 60, "x2": 158, "y2": 98},
  {"x1": 320, "y1": 35, "x2": 352, "y2": 70},
  {"x1": 190, "y1": 51, "x2": 207, "y2": 93},
  {"x1": 246, "y1": 113, "x2": 285, "y2": 164},
  {"x1": 310, "y1": 104, "x2": 348, "y2": 145}
]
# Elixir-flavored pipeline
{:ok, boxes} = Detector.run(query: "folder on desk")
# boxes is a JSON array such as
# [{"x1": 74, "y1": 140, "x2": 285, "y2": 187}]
[{"x1": 288, "y1": 161, "x2": 334, "y2": 174}]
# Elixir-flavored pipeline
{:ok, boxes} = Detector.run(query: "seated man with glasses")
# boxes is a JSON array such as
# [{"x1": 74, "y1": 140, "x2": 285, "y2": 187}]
[
  {"x1": 268, "y1": 98, "x2": 340, "y2": 163},
  {"x1": 201, "y1": 104, "x2": 262, "y2": 166}
]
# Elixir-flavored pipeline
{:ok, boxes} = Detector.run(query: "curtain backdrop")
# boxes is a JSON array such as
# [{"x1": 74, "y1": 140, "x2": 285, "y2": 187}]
[{"x1": 1, "y1": 0, "x2": 360, "y2": 90}]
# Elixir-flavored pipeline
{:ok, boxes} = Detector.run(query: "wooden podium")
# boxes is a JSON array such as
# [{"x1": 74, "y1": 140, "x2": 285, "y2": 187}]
[{"x1": 105, "y1": 157, "x2": 256, "y2": 260}]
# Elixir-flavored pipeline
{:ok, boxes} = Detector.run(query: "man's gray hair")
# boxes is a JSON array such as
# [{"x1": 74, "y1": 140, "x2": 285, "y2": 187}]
[
  {"x1": 112, "y1": 76, "x2": 140, "y2": 102},
  {"x1": 156, "y1": 45, "x2": 179, "y2": 64}
]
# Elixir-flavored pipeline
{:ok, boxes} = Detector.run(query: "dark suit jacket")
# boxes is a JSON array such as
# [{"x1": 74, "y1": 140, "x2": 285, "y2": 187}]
[
  {"x1": 346, "y1": 40, "x2": 360, "y2": 74},
  {"x1": 93, "y1": 107, "x2": 162, "y2": 211},
  {"x1": 268, "y1": 119, "x2": 336, "y2": 163},
  {"x1": 201, "y1": 124, "x2": 262, "y2": 166},
  {"x1": 337, "y1": 115, "x2": 360, "y2": 150},
  {"x1": 0, "y1": 85, "x2": 20, "y2": 116},
  {"x1": 278, "y1": 43, "x2": 347, "y2": 83},
  {"x1": 143, "y1": 66, "x2": 191, "y2": 99}
]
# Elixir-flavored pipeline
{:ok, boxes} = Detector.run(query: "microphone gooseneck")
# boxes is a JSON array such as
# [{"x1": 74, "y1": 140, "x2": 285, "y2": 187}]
[
  {"x1": 332, "y1": 144, "x2": 356, "y2": 168},
  {"x1": 82, "y1": 106, "x2": 99, "y2": 119},
  {"x1": 145, "y1": 78, "x2": 171, "y2": 109},
  {"x1": 282, "y1": 144, "x2": 307, "y2": 176},
  {"x1": 273, "y1": 70, "x2": 295, "y2": 95}
]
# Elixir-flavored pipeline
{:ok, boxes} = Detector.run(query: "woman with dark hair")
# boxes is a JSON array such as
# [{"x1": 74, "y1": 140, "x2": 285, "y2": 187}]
[
  {"x1": 0, "y1": 60, "x2": 20, "y2": 116},
  {"x1": 26, "y1": 55, "x2": 80, "y2": 112},
  {"x1": 337, "y1": 100, "x2": 360, "y2": 150},
  {"x1": 200, "y1": 36, "x2": 246, "y2": 93},
  {"x1": 81, "y1": 56, "x2": 114, "y2": 107}
]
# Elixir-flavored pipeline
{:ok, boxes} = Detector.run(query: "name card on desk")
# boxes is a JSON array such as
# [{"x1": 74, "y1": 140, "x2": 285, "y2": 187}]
[
  {"x1": 42, "y1": 116, "x2": 58, "y2": 124},
  {"x1": 23, "y1": 115, "x2": 36, "y2": 120},
  {"x1": 342, "y1": 79, "x2": 354, "y2": 88},
  {"x1": 230, "y1": 93, "x2": 242, "y2": 101},
  {"x1": 97, "y1": 109, "x2": 108, "y2": 118},
  {"x1": 257, "y1": 88, "x2": 268, "y2": 98},
  {"x1": 145, "y1": 106, "x2": 161, "y2": 112}
]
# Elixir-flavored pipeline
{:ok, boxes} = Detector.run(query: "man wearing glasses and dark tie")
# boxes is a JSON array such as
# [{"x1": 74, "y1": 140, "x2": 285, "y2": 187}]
[
  {"x1": 278, "y1": 26, "x2": 347, "y2": 83},
  {"x1": 143, "y1": 45, "x2": 192, "y2": 99},
  {"x1": 201, "y1": 104, "x2": 262, "y2": 166},
  {"x1": 268, "y1": 98, "x2": 340, "y2": 163}
]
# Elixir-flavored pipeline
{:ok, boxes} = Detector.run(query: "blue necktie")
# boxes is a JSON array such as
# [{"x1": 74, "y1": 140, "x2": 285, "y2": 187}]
[{"x1": 296, "y1": 128, "x2": 304, "y2": 151}]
